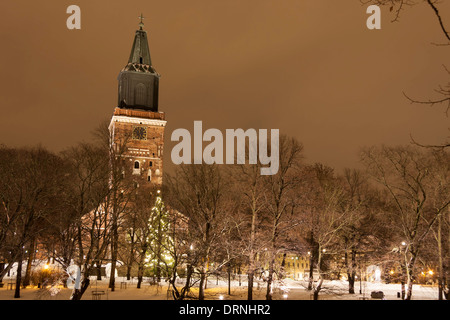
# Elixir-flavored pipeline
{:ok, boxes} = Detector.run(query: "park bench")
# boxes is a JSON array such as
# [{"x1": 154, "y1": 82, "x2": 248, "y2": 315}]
[{"x1": 92, "y1": 290, "x2": 105, "y2": 300}]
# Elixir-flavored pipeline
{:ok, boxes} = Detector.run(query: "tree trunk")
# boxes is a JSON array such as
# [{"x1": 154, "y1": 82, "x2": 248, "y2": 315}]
[
  {"x1": 227, "y1": 263, "x2": 231, "y2": 295},
  {"x1": 307, "y1": 231, "x2": 316, "y2": 291},
  {"x1": 313, "y1": 250, "x2": 323, "y2": 300},
  {"x1": 137, "y1": 264, "x2": 143, "y2": 289},
  {"x1": 308, "y1": 256, "x2": 314, "y2": 291},
  {"x1": 126, "y1": 265, "x2": 132, "y2": 281},
  {"x1": 265, "y1": 254, "x2": 274, "y2": 300},
  {"x1": 23, "y1": 239, "x2": 35, "y2": 287},
  {"x1": 313, "y1": 278, "x2": 323, "y2": 300},
  {"x1": 109, "y1": 218, "x2": 119, "y2": 291},
  {"x1": 14, "y1": 254, "x2": 23, "y2": 298},
  {"x1": 346, "y1": 250, "x2": 357, "y2": 294},
  {"x1": 405, "y1": 266, "x2": 414, "y2": 300},
  {"x1": 437, "y1": 213, "x2": 445, "y2": 300},
  {"x1": 405, "y1": 251, "x2": 418, "y2": 300},
  {"x1": 70, "y1": 277, "x2": 90, "y2": 300},
  {"x1": 22, "y1": 239, "x2": 36, "y2": 288},
  {"x1": 126, "y1": 231, "x2": 135, "y2": 281},
  {"x1": 199, "y1": 268, "x2": 206, "y2": 300},
  {"x1": 247, "y1": 271, "x2": 254, "y2": 300},
  {"x1": 180, "y1": 264, "x2": 193, "y2": 300},
  {"x1": 136, "y1": 245, "x2": 147, "y2": 289},
  {"x1": 96, "y1": 261, "x2": 102, "y2": 280},
  {"x1": 247, "y1": 196, "x2": 257, "y2": 300}
]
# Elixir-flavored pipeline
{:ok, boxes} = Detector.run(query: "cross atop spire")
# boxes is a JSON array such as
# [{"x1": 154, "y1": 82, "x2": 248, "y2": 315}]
[{"x1": 139, "y1": 13, "x2": 145, "y2": 30}]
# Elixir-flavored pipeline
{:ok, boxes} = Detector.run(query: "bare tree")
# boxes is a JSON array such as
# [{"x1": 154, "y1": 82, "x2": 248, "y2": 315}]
[
  {"x1": 165, "y1": 164, "x2": 232, "y2": 300},
  {"x1": 262, "y1": 135, "x2": 303, "y2": 300},
  {"x1": 361, "y1": 145, "x2": 449, "y2": 299},
  {"x1": 230, "y1": 159, "x2": 267, "y2": 300},
  {"x1": 305, "y1": 164, "x2": 356, "y2": 300},
  {"x1": 0, "y1": 146, "x2": 65, "y2": 298},
  {"x1": 61, "y1": 141, "x2": 111, "y2": 300},
  {"x1": 426, "y1": 149, "x2": 450, "y2": 299},
  {"x1": 93, "y1": 120, "x2": 136, "y2": 292}
]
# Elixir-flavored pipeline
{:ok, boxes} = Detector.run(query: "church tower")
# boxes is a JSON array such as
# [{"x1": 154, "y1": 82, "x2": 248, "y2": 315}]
[{"x1": 109, "y1": 17, "x2": 166, "y2": 186}]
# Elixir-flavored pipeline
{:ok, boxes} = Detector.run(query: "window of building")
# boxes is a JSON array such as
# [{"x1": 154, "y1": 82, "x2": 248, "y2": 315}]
[
  {"x1": 135, "y1": 83, "x2": 146, "y2": 106},
  {"x1": 133, "y1": 161, "x2": 140, "y2": 175}
]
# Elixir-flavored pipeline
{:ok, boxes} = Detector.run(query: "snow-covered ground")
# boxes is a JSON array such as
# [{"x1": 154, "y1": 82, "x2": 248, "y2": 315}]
[{"x1": 0, "y1": 276, "x2": 440, "y2": 300}]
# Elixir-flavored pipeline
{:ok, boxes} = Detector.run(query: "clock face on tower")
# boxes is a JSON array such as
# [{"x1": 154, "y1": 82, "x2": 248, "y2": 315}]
[{"x1": 132, "y1": 126, "x2": 147, "y2": 140}]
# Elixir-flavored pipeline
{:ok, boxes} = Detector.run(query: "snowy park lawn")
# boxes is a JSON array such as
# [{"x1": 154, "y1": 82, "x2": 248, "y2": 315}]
[{"x1": 0, "y1": 277, "x2": 439, "y2": 300}]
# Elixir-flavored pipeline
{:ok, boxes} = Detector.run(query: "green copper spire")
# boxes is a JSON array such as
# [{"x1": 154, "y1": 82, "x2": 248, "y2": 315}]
[{"x1": 128, "y1": 15, "x2": 152, "y2": 66}]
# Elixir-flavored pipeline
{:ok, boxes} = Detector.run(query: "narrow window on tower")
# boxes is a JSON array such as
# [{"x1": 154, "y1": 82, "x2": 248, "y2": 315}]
[
  {"x1": 147, "y1": 169, "x2": 152, "y2": 182},
  {"x1": 140, "y1": 57, "x2": 143, "y2": 64},
  {"x1": 135, "y1": 83, "x2": 146, "y2": 106},
  {"x1": 133, "y1": 160, "x2": 140, "y2": 175}
]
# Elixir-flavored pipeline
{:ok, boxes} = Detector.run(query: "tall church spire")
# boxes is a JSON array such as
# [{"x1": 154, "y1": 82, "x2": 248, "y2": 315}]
[
  {"x1": 128, "y1": 14, "x2": 152, "y2": 66},
  {"x1": 118, "y1": 16, "x2": 160, "y2": 111}
]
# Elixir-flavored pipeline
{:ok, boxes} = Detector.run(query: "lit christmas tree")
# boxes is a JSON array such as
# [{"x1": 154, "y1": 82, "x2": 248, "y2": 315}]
[{"x1": 144, "y1": 191, "x2": 174, "y2": 282}]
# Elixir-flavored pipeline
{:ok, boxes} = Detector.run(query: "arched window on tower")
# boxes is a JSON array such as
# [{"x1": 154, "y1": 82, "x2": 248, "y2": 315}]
[
  {"x1": 147, "y1": 169, "x2": 152, "y2": 182},
  {"x1": 135, "y1": 83, "x2": 146, "y2": 106},
  {"x1": 133, "y1": 160, "x2": 140, "y2": 175},
  {"x1": 157, "y1": 145, "x2": 162, "y2": 157}
]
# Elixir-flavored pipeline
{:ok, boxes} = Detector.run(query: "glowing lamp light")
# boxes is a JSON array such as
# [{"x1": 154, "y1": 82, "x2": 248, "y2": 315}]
[
  {"x1": 219, "y1": 295, "x2": 224, "y2": 300},
  {"x1": 283, "y1": 294, "x2": 288, "y2": 299},
  {"x1": 428, "y1": 270, "x2": 434, "y2": 275},
  {"x1": 43, "y1": 264, "x2": 49, "y2": 270},
  {"x1": 390, "y1": 270, "x2": 395, "y2": 275}
]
